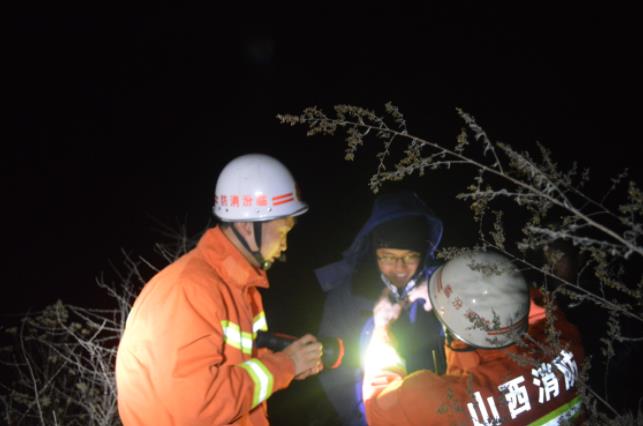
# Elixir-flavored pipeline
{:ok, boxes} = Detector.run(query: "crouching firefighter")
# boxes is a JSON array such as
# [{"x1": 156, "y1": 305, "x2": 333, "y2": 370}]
[
  {"x1": 363, "y1": 251, "x2": 585, "y2": 426},
  {"x1": 116, "y1": 154, "x2": 323, "y2": 426}
]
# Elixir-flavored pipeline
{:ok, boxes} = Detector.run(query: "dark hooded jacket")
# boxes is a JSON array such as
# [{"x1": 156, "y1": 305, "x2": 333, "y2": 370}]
[{"x1": 316, "y1": 192, "x2": 445, "y2": 426}]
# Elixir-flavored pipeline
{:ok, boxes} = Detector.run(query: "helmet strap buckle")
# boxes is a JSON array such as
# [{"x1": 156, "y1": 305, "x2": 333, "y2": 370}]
[{"x1": 227, "y1": 222, "x2": 271, "y2": 270}]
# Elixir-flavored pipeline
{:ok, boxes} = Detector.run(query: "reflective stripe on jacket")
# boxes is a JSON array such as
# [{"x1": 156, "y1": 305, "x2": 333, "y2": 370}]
[
  {"x1": 116, "y1": 226, "x2": 295, "y2": 425},
  {"x1": 364, "y1": 311, "x2": 584, "y2": 426}
]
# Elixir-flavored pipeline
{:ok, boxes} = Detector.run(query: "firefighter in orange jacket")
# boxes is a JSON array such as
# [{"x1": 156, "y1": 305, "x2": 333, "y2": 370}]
[
  {"x1": 115, "y1": 154, "x2": 323, "y2": 425},
  {"x1": 363, "y1": 251, "x2": 585, "y2": 426}
]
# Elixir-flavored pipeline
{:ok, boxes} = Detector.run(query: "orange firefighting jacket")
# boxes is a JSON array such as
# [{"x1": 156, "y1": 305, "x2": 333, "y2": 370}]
[
  {"x1": 115, "y1": 226, "x2": 295, "y2": 426},
  {"x1": 364, "y1": 310, "x2": 584, "y2": 425}
]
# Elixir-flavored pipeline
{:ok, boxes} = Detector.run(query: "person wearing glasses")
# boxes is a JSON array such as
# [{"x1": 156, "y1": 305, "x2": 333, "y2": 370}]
[{"x1": 314, "y1": 191, "x2": 445, "y2": 425}]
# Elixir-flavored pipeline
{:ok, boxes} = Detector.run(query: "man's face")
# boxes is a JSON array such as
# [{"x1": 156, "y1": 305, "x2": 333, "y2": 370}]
[
  {"x1": 376, "y1": 248, "x2": 422, "y2": 288},
  {"x1": 260, "y1": 216, "x2": 295, "y2": 263}
]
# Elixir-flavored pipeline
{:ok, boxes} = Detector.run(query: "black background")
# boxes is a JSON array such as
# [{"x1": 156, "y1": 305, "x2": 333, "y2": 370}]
[{"x1": 7, "y1": 6, "x2": 642, "y2": 424}]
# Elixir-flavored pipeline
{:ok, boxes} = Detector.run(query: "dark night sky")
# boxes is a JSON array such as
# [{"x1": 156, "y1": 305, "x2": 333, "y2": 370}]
[
  {"x1": 5, "y1": 6, "x2": 642, "y2": 423},
  {"x1": 7, "y1": 7, "x2": 642, "y2": 315}
]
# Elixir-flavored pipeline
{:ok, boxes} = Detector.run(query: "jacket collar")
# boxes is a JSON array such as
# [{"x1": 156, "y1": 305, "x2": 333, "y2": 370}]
[
  {"x1": 446, "y1": 342, "x2": 519, "y2": 374},
  {"x1": 197, "y1": 226, "x2": 269, "y2": 289}
]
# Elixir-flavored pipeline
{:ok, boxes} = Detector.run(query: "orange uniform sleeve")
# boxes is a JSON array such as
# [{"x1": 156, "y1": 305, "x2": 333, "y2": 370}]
[
  {"x1": 365, "y1": 369, "x2": 464, "y2": 426},
  {"x1": 118, "y1": 277, "x2": 295, "y2": 425},
  {"x1": 170, "y1": 280, "x2": 295, "y2": 424},
  {"x1": 362, "y1": 327, "x2": 461, "y2": 426}
]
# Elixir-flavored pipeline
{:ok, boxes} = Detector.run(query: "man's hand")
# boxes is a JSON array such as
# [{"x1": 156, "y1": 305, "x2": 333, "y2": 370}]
[
  {"x1": 406, "y1": 278, "x2": 432, "y2": 311},
  {"x1": 282, "y1": 334, "x2": 323, "y2": 380},
  {"x1": 373, "y1": 289, "x2": 403, "y2": 328}
]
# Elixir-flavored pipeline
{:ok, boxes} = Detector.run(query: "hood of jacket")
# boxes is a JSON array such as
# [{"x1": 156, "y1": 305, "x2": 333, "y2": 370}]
[{"x1": 316, "y1": 191, "x2": 443, "y2": 292}]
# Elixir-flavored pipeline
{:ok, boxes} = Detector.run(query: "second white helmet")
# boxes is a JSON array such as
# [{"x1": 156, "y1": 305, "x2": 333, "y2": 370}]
[
  {"x1": 428, "y1": 251, "x2": 529, "y2": 348},
  {"x1": 213, "y1": 153, "x2": 308, "y2": 222}
]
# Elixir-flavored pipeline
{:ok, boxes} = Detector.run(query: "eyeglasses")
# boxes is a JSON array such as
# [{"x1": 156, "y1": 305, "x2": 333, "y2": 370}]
[{"x1": 377, "y1": 253, "x2": 422, "y2": 265}]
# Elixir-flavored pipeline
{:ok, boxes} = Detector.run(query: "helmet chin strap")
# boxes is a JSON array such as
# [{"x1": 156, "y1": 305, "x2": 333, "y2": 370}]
[
  {"x1": 381, "y1": 268, "x2": 426, "y2": 304},
  {"x1": 227, "y1": 222, "x2": 273, "y2": 270}
]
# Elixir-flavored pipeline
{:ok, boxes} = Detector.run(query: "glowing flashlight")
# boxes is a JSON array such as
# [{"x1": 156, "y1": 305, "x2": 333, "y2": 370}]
[{"x1": 255, "y1": 331, "x2": 344, "y2": 369}]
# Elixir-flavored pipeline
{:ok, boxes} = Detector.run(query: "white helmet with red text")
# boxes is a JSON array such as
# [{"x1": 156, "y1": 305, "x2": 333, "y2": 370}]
[
  {"x1": 213, "y1": 153, "x2": 308, "y2": 222},
  {"x1": 428, "y1": 251, "x2": 529, "y2": 348}
]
